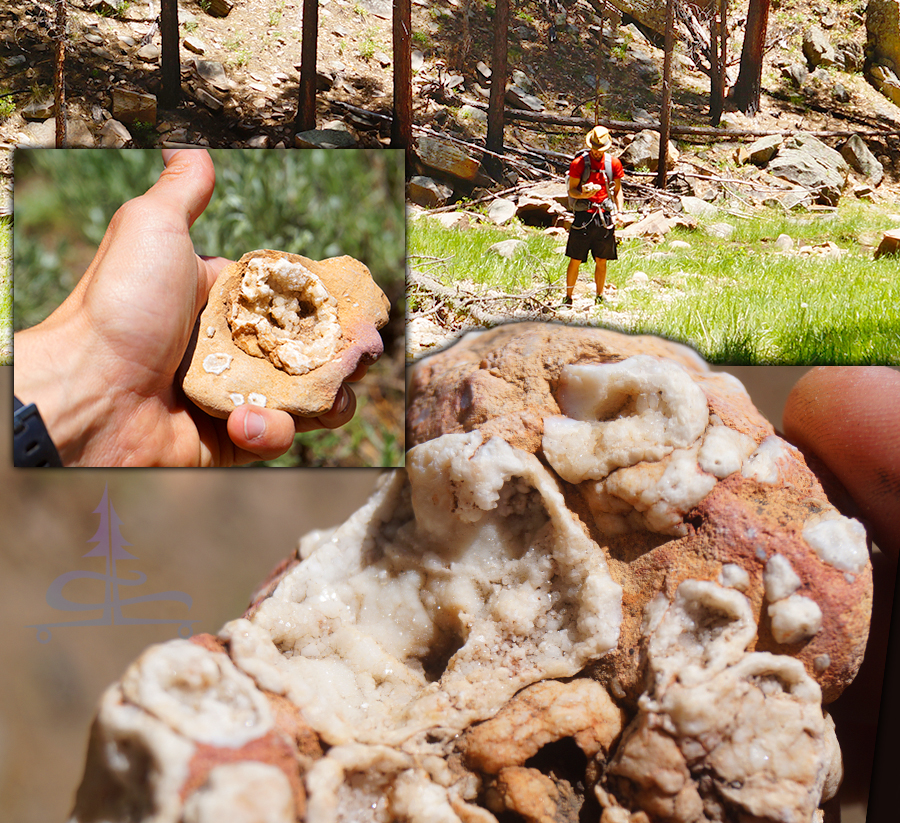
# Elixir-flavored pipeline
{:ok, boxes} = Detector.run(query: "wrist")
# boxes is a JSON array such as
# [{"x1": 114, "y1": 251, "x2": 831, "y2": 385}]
[{"x1": 13, "y1": 320, "x2": 118, "y2": 466}]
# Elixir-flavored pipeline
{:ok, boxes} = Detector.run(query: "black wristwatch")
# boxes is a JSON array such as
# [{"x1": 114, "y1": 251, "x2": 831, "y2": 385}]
[{"x1": 13, "y1": 397, "x2": 63, "y2": 467}]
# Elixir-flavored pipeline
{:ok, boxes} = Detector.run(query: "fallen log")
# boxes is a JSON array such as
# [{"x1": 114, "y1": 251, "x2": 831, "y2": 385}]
[{"x1": 497, "y1": 106, "x2": 900, "y2": 139}]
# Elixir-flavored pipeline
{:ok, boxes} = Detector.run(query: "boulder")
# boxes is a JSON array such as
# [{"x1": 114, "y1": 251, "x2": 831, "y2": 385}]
[
  {"x1": 764, "y1": 189, "x2": 814, "y2": 210},
  {"x1": 840, "y1": 135, "x2": 884, "y2": 186},
  {"x1": 782, "y1": 63, "x2": 809, "y2": 87},
  {"x1": 407, "y1": 175, "x2": 453, "y2": 208},
  {"x1": 194, "y1": 88, "x2": 225, "y2": 112},
  {"x1": 183, "y1": 36, "x2": 206, "y2": 55},
  {"x1": 680, "y1": 195, "x2": 719, "y2": 219},
  {"x1": 486, "y1": 198, "x2": 517, "y2": 225},
  {"x1": 774, "y1": 233, "x2": 795, "y2": 251},
  {"x1": 182, "y1": 250, "x2": 389, "y2": 418},
  {"x1": 17, "y1": 117, "x2": 96, "y2": 147},
  {"x1": 620, "y1": 129, "x2": 679, "y2": 172},
  {"x1": 204, "y1": 0, "x2": 233, "y2": 16},
  {"x1": 136, "y1": 44, "x2": 160, "y2": 62},
  {"x1": 744, "y1": 134, "x2": 783, "y2": 166},
  {"x1": 487, "y1": 239, "x2": 526, "y2": 258},
  {"x1": 99, "y1": 119, "x2": 132, "y2": 148},
  {"x1": 832, "y1": 83, "x2": 851, "y2": 104},
  {"x1": 706, "y1": 221, "x2": 736, "y2": 240},
  {"x1": 193, "y1": 59, "x2": 231, "y2": 92},
  {"x1": 112, "y1": 89, "x2": 157, "y2": 126},
  {"x1": 766, "y1": 134, "x2": 849, "y2": 206},
  {"x1": 432, "y1": 212, "x2": 471, "y2": 230},
  {"x1": 505, "y1": 84, "x2": 544, "y2": 112},
  {"x1": 869, "y1": 62, "x2": 900, "y2": 105},
  {"x1": 458, "y1": 104, "x2": 487, "y2": 123},
  {"x1": 416, "y1": 135, "x2": 481, "y2": 183},
  {"x1": 803, "y1": 26, "x2": 838, "y2": 68},
  {"x1": 616, "y1": 209, "x2": 682, "y2": 239},
  {"x1": 294, "y1": 129, "x2": 357, "y2": 149},
  {"x1": 22, "y1": 98, "x2": 54, "y2": 120},
  {"x1": 867, "y1": 0, "x2": 900, "y2": 75},
  {"x1": 874, "y1": 228, "x2": 900, "y2": 258},
  {"x1": 515, "y1": 192, "x2": 568, "y2": 226}
]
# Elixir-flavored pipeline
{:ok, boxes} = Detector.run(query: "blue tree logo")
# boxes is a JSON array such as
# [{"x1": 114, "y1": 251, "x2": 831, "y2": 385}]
[{"x1": 27, "y1": 486, "x2": 197, "y2": 643}]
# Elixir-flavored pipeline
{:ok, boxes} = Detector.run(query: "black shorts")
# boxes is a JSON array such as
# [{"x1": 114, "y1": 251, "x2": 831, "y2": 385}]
[{"x1": 565, "y1": 210, "x2": 618, "y2": 262}]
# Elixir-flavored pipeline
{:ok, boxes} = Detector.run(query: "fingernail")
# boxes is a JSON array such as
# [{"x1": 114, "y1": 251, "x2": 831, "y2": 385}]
[
  {"x1": 244, "y1": 410, "x2": 266, "y2": 441},
  {"x1": 336, "y1": 386, "x2": 350, "y2": 415}
]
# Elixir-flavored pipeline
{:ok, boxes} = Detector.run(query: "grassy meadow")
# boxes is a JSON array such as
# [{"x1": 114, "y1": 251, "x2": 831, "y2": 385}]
[{"x1": 409, "y1": 201, "x2": 900, "y2": 365}]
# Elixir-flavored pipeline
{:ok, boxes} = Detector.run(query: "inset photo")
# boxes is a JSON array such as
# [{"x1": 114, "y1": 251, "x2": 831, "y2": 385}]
[{"x1": 13, "y1": 148, "x2": 405, "y2": 468}]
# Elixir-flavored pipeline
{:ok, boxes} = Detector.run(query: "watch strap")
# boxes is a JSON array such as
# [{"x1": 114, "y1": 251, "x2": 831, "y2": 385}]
[{"x1": 13, "y1": 397, "x2": 63, "y2": 467}]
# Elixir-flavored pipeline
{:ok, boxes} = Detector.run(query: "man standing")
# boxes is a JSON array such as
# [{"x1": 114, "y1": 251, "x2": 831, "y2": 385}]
[{"x1": 564, "y1": 125, "x2": 625, "y2": 306}]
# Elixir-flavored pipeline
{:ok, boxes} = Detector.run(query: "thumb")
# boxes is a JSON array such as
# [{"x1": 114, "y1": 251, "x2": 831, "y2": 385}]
[
  {"x1": 143, "y1": 148, "x2": 216, "y2": 228},
  {"x1": 226, "y1": 405, "x2": 299, "y2": 464}
]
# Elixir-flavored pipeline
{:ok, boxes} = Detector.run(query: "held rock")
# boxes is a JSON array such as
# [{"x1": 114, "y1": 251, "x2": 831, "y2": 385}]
[{"x1": 181, "y1": 250, "x2": 389, "y2": 417}]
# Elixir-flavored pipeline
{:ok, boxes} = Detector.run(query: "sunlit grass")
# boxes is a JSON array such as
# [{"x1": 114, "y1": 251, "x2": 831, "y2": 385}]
[{"x1": 409, "y1": 203, "x2": 900, "y2": 365}]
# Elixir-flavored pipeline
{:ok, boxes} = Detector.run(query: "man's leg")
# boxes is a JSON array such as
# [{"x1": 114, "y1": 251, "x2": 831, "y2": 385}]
[
  {"x1": 594, "y1": 257, "x2": 608, "y2": 299},
  {"x1": 565, "y1": 256, "x2": 582, "y2": 301}
]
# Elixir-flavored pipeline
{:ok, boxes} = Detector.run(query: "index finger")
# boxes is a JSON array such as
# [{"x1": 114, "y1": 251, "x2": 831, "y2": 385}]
[{"x1": 783, "y1": 367, "x2": 900, "y2": 559}]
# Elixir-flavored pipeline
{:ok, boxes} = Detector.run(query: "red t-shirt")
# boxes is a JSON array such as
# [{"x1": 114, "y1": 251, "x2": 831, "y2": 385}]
[{"x1": 569, "y1": 152, "x2": 625, "y2": 204}]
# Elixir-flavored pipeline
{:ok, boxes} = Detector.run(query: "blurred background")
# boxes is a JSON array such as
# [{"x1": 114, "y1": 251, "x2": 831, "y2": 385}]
[
  {"x1": 12, "y1": 148, "x2": 406, "y2": 466},
  {"x1": 1, "y1": 367, "x2": 384, "y2": 822}
]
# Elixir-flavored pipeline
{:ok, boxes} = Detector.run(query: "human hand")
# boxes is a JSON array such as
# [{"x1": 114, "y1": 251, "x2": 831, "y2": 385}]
[
  {"x1": 783, "y1": 367, "x2": 899, "y2": 560},
  {"x1": 13, "y1": 149, "x2": 361, "y2": 467},
  {"x1": 783, "y1": 367, "x2": 900, "y2": 810}
]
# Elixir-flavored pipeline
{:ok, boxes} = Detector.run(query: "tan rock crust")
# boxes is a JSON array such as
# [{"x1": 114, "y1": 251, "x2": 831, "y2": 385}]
[
  {"x1": 70, "y1": 323, "x2": 872, "y2": 823},
  {"x1": 182, "y1": 249, "x2": 389, "y2": 417}
]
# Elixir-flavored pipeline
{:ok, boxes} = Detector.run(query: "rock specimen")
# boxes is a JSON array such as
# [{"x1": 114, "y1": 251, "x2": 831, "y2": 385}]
[
  {"x1": 72, "y1": 323, "x2": 871, "y2": 823},
  {"x1": 182, "y1": 250, "x2": 389, "y2": 417}
]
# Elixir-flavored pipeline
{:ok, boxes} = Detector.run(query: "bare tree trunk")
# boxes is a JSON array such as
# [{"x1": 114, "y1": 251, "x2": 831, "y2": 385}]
[
  {"x1": 655, "y1": 0, "x2": 675, "y2": 189},
  {"x1": 391, "y1": 0, "x2": 412, "y2": 155},
  {"x1": 709, "y1": 0, "x2": 727, "y2": 124},
  {"x1": 54, "y1": 0, "x2": 66, "y2": 148},
  {"x1": 160, "y1": 0, "x2": 180, "y2": 108},
  {"x1": 297, "y1": 0, "x2": 319, "y2": 132},
  {"x1": 732, "y1": 0, "x2": 770, "y2": 115},
  {"x1": 485, "y1": 0, "x2": 509, "y2": 177}
]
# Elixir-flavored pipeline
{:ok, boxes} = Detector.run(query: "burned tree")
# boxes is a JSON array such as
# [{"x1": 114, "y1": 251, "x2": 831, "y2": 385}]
[
  {"x1": 54, "y1": 0, "x2": 66, "y2": 147},
  {"x1": 160, "y1": 0, "x2": 180, "y2": 108},
  {"x1": 731, "y1": 0, "x2": 770, "y2": 115},
  {"x1": 484, "y1": 0, "x2": 510, "y2": 177},
  {"x1": 296, "y1": 0, "x2": 319, "y2": 131},
  {"x1": 391, "y1": 0, "x2": 412, "y2": 153}
]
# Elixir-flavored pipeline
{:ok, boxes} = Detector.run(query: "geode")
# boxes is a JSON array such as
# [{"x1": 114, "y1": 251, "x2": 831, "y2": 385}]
[
  {"x1": 182, "y1": 250, "x2": 390, "y2": 418},
  {"x1": 71, "y1": 323, "x2": 871, "y2": 823}
]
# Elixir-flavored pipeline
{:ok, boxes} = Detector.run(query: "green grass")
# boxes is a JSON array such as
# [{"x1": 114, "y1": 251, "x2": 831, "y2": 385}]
[
  {"x1": 409, "y1": 203, "x2": 900, "y2": 365},
  {"x1": 0, "y1": 91, "x2": 15, "y2": 119},
  {"x1": 358, "y1": 29, "x2": 383, "y2": 61}
]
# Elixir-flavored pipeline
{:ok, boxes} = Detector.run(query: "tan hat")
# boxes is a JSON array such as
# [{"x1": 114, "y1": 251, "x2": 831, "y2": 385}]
[{"x1": 585, "y1": 125, "x2": 612, "y2": 152}]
